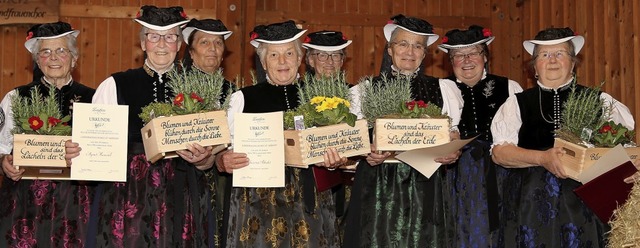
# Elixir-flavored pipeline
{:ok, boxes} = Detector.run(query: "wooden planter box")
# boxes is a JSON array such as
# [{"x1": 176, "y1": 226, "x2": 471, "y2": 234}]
[
  {"x1": 374, "y1": 118, "x2": 450, "y2": 151},
  {"x1": 554, "y1": 138, "x2": 640, "y2": 180},
  {"x1": 284, "y1": 119, "x2": 370, "y2": 167},
  {"x1": 13, "y1": 134, "x2": 71, "y2": 180},
  {"x1": 141, "y1": 110, "x2": 230, "y2": 163}
]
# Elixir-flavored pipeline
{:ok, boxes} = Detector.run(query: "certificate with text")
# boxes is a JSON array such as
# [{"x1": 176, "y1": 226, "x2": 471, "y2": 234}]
[
  {"x1": 233, "y1": 111, "x2": 285, "y2": 187},
  {"x1": 71, "y1": 103, "x2": 128, "y2": 181}
]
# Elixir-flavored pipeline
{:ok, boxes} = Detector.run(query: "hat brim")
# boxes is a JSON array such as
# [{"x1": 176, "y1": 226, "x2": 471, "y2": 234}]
[
  {"x1": 250, "y1": 29, "x2": 307, "y2": 48},
  {"x1": 523, "y1": 35, "x2": 584, "y2": 55},
  {"x1": 134, "y1": 19, "x2": 189, "y2": 31},
  {"x1": 437, "y1": 36, "x2": 495, "y2": 53},
  {"x1": 383, "y1": 24, "x2": 439, "y2": 46},
  {"x1": 182, "y1": 27, "x2": 233, "y2": 44},
  {"x1": 24, "y1": 30, "x2": 80, "y2": 53},
  {"x1": 302, "y1": 40, "x2": 352, "y2": 51}
]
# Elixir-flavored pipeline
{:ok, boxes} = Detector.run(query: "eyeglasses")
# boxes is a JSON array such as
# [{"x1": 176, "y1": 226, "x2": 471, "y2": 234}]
[
  {"x1": 312, "y1": 53, "x2": 344, "y2": 62},
  {"x1": 390, "y1": 41, "x2": 425, "y2": 51},
  {"x1": 450, "y1": 50, "x2": 484, "y2": 61},
  {"x1": 536, "y1": 50, "x2": 570, "y2": 60},
  {"x1": 37, "y1": 47, "x2": 71, "y2": 58},
  {"x1": 145, "y1": 33, "x2": 180, "y2": 43}
]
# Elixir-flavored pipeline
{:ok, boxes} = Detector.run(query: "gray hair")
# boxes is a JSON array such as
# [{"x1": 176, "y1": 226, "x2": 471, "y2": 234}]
[
  {"x1": 388, "y1": 28, "x2": 428, "y2": 47},
  {"x1": 256, "y1": 39, "x2": 303, "y2": 66},
  {"x1": 528, "y1": 41, "x2": 579, "y2": 70},
  {"x1": 30, "y1": 33, "x2": 79, "y2": 62}
]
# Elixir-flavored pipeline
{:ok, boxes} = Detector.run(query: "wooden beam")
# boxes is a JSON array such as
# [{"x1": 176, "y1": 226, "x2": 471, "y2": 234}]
[{"x1": 59, "y1": 4, "x2": 216, "y2": 19}]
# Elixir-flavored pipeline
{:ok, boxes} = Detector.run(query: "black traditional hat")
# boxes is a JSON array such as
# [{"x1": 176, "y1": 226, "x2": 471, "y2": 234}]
[
  {"x1": 249, "y1": 20, "x2": 306, "y2": 48},
  {"x1": 437, "y1": 25, "x2": 495, "y2": 53},
  {"x1": 302, "y1": 31, "x2": 352, "y2": 51},
  {"x1": 523, "y1": 27, "x2": 584, "y2": 55},
  {"x1": 134, "y1": 5, "x2": 189, "y2": 31},
  {"x1": 24, "y1": 21, "x2": 79, "y2": 53},
  {"x1": 182, "y1": 18, "x2": 232, "y2": 44},
  {"x1": 383, "y1": 14, "x2": 439, "y2": 45}
]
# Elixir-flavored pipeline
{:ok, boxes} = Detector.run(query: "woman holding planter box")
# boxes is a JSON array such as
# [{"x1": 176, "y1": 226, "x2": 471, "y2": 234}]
[
  {"x1": 0, "y1": 22, "x2": 96, "y2": 247},
  {"x1": 215, "y1": 20, "x2": 346, "y2": 247},
  {"x1": 437, "y1": 25, "x2": 523, "y2": 246},
  {"x1": 491, "y1": 27, "x2": 634, "y2": 246},
  {"x1": 343, "y1": 14, "x2": 463, "y2": 247},
  {"x1": 65, "y1": 6, "x2": 217, "y2": 247}
]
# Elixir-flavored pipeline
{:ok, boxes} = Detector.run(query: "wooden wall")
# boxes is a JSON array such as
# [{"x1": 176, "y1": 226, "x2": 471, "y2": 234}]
[{"x1": 1, "y1": 0, "x2": 639, "y2": 136}]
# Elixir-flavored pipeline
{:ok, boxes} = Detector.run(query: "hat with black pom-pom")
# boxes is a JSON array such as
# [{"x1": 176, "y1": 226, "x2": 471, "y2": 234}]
[
  {"x1": 134, "y1": 5, "x2": 189, "y2": 31},
  {"x1": 438, "y1": 25, "x2": 495, "y2": 53},
  {"x1": 24, "y1": 21, "x2": 79, "y2": 53},
  {"x1": 249, "y1": 20, "x2": 306, "y2": 48},
  {"x1": 523, "y1": 27, "x2": 584, "y2": 55},
  {"x1": 182, "y1": 18, "x2": 232, "y2": 44},
  {"x1": 383, "y1": 14, "x2": 439, "y2": 46}
]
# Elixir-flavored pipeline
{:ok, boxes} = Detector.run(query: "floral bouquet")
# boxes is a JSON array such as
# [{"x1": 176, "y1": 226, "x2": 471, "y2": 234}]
[
  {"x1": 139, "y1": 66, "x2": 233, "y2": 163},
  {"x1": 12, "y1": 84, "x2": 71, "y2": 135},
  {"x1": 554, "y1": 82, "x2": 638, "y2": 180},
  {"x1": 282, "y1": 72, "x2": 370, "y2": 167},
  {"x1": 11, "y1": 83, "x2": 73, "y2": 177},
  {"x1": 359, "y1": 74, "x2": 451, "y2": 151}
]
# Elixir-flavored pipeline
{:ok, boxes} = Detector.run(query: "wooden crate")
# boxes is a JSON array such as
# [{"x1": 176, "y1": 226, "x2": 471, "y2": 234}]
[
  {"x1": 284, "y1": 119, "x2": 370, "y2": 167},
  {"x1": 374, "y1": 118, "x2": 450, "y2": 151},
  {"x1": 13, "y1": 134, "x2": 72, "y2": 180},
  {"x1": 554, "y1": 138, "x2": 640, "y2": 180},
  {"x1": 141, "y1": 110, "x2": 230, "y2": 163}
]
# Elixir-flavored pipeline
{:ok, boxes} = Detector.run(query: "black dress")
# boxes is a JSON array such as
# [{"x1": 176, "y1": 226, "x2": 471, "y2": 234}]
[
  {"x1": 222, "y1": 82, "x2": 341, "y2": 248},
  {"x1": 344, "y1": 73, "x2": 449, "y2": 247},
  {"x1": 0, "y1": 79, "x2": 95, "y2": 247},
  {"x1": 85, "y1": 65, "x2": 213, "y2": 248}
]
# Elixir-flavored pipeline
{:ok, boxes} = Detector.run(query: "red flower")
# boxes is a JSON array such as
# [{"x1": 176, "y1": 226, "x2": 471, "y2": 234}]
[
  {"x1": 174, "y1": 93, "x2": 184, "y2": 106},
  {"x1": 26, "y1": 31, "x2": 33, "y2": 41},
  {"x1": 180, "y1": 11, "x2": 188, "y2": 19},
  {"x1": 48, "y1": 117, "x2": 61, "y2": 127},
  {"x1": 482, "y1": 28, "x2": 492, "y2": 37},
  {"x1": 342, "y1": 34, "x2": 348, "y2": 40},
  {"x1": 28, "y1": 116, "x2": 43, "y2": 131},
  {"x1": 574, "y1": 31, "x2": 579, "y2": 36},
  {"x1": 62, "y1": 122, "x2": 69, "y2": 126},
  {"x1": 250, "y1": 32, "x2": 258, "y2": 40},
  {"x1": 406, "y1": 101, "x2": 416, "y2": 110},
  {"x1": 190, "y1": 92, "x2": 203, "y2": 103},
  {"x1": 599, "y1": 124, "x2": 612, "y2": 133},
  {"x1": 416, "y1": 100, "x2": 427, "y2": 108},
  {"x1": 441, "y1": 36, "x2": 448, "y2": 44},
  {"x1": 135, "y1": 11, "x2": 141, "y2": 18},
  {"x1": 303, "y1": 36, "x2": 311, "y2": 43},
  {"x1": 387, "y1": 20, "x2": 395, "y2": 24}
]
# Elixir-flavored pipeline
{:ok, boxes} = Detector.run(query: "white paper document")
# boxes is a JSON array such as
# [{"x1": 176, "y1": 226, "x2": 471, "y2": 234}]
[
  {"x1": 395, "y1": 137, "x2": 476, "y2": 178},
  {"x1": 71, "y1": 103, "x2": 128, "y2": 181},
  {"x1": 233, "y1": 111, "x2": 285, "y2": 187}
]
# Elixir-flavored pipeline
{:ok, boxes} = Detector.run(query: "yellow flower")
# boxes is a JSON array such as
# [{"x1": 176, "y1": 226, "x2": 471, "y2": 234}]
[
  {"x1": 315, "y1": 102, "x2": 330, "y2": 112},
  {"x1": 343, "y1": 99, "x2": 351, "y2": 107},
  {"x1": 310, "y1": 96, "x2": 325, "y2": 105}
]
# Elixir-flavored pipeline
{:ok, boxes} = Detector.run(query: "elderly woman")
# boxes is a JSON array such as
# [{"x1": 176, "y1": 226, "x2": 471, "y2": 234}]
[
  {"x1": 491, "y1": 27, "x2": 634, "y2": 246},
  {"x1": 343, "y1": 14, "x2": 462, "y2": 247},
  {"x1": 181, "y1": 17, "x2": 236, "y2": 243},
  {"x1": 215, "y1": 20, "x2": 344, "y2": 247},
  {"x1": 303, "y1": 30, "x2": 351, "y2": 78},
  {"x1": 0, "y1": 22, "x2": 95, "y2": 247},
  {"x1": 65, "y1": 6, "x2": 215, "y2": 247},
  {"x1": 437, "y1": 25, "x2": 523, "y2": 246}
]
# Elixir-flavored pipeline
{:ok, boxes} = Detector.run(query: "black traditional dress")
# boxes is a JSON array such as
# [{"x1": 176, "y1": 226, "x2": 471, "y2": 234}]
[
  {"x1": 344, "y1": 73, "x2": 460, "y2": 248},
  {"x1": 491, "y1": 79, "x2": 634, "y2": 247},
  {"x1": 442, "y1": 73, "x2": 521, "y2": 247},
  {"x1": 86, "y1": 64, "x2": 213, "y2": 248},
  {"x1": 222, "y1": 82, "x2": 340, "y2": 248},
  {"x1": 0, "y1": 79, "x2": 95, "y2": 247}
]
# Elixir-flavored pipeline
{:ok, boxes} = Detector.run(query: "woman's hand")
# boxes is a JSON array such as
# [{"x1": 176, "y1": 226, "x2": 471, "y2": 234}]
[
  {"x1": 215, "y1": 149, "x2": 249, "y2": 173},
  {"x1": 64, "y1": 140, "x2": 81, "y2": 166},
  {"x1": 539, "y1": 147, "x2": 568, "y2": 178},
  {"x1": 624, "y1": 158, "x2": 640, "y2": 184},
  {"x1": 315, "y1": 148, "x2": 348, "y2": 170},
  {"x1": 365, "y1": 144, "x2": 392, "y2": 166},
  {"x1": 435, "y1": 150, "x2": 461, "y2": 165},
  {"x1": 2, "y1": 155, "x2": 24, "y2": 181},
  {"x1": 177, "y1": 143, "x2": 215, "y2": 170}
]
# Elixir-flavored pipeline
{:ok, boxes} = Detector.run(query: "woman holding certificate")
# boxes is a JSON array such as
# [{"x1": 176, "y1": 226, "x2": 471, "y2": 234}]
[
  {"x1": 65, "y1": 6, "x2": 215, "y2": 247},
  {"x1": 215, "y1": 20, "x2": 344, "y2": 247},
  {"x1": 0, "y1": 22, "x2": 95, "y2": 247}
]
